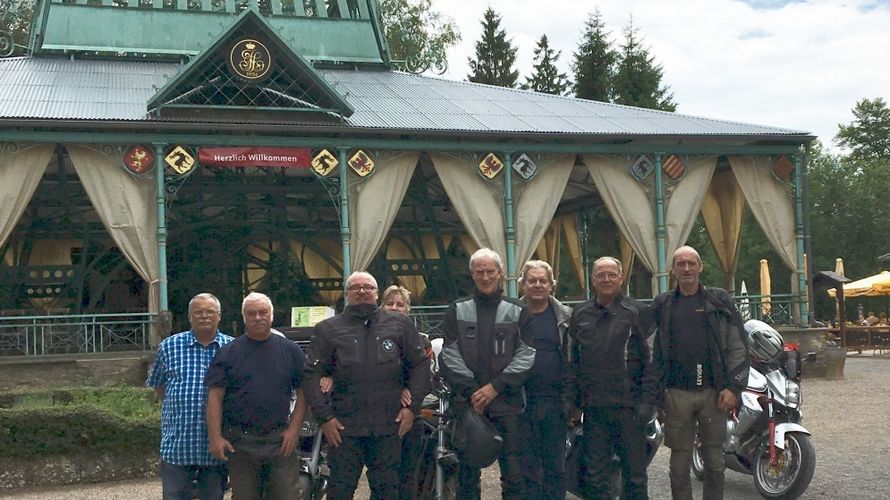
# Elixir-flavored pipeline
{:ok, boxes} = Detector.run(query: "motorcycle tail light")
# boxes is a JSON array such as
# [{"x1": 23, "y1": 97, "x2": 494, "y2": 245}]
[{"x1": 785, "y1": 380, "x2": 801, "y2": 408}]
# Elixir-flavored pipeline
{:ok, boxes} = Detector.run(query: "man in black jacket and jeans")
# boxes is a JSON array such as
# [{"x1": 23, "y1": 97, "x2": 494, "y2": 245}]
[
  {"x1": 651, "y1": 246, "x2": 749, "y2": 500},
  {"x1": 566, "y1": 256, "x2": 656, "y2": 500},
  {"x1": 304, "y1": 271, "x2": 431, "y2": 499},
  {"x1": 439, "y1": 248, "x2": 536, "y2": 500}
]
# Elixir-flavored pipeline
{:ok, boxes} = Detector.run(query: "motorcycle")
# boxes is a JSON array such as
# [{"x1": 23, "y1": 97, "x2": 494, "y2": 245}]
[
  {"x1": 414, "y1": 373, "x2": 459, "y2": 500},
  {"x1": 297, "y1": 410, "x2": 329, "y2": 500},
  {"x1": 692, "y1": 319, "x2": 816, "y2": 499}
]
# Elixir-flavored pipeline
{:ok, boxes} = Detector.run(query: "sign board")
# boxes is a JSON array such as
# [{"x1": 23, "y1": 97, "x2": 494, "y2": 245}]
[
  {"x1": 291, "y1": 306, "x2": 335, "y2": 327},
  {"x1": 198, "y1": 147, "x2": 311, "y2": 168}
]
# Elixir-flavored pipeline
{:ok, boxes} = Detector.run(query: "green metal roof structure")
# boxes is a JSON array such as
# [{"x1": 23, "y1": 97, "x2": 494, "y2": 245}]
[{"x1": 0, "y1": 0, "x2": 818, "y2": 345}]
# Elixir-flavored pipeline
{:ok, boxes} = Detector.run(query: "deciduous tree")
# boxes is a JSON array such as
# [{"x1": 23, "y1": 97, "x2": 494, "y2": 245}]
[
  {"x1": 835, "y1": 97, "x2": 890, "y2": 161},
  {"x1": 378, "y1": 0, "x2": 460, "y2": 74}
]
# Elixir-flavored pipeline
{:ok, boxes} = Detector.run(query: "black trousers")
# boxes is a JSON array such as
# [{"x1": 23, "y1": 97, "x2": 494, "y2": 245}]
[
  {"x1": 398, "y1": 422, "x2": 425, "y2": 500},
  {"x1": 457, "y1": 413, "x2": 525, "y2": 500},
  {"x1": 520, "y1": 399, "x2": 568, "y2": 500},
  {"x1": 580, "y1": 406, "x2": 648, "y2": 500},
  {"x1": 328, "y1": 434, "x2": 401, "y2": 500}
]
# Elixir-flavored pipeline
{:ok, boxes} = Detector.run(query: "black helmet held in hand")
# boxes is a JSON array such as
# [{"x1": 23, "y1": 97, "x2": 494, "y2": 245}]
[{"x1": 451, "y1": 408, "x2": 503, "y2": 469}]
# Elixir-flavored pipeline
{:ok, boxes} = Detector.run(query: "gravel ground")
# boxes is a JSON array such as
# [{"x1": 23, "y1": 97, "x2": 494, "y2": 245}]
[{"x1": 2, "y1": 355, "x2": 888, "y2": 499}]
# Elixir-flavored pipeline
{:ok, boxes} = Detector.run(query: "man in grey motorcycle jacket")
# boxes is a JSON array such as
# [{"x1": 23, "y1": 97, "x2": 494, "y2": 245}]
[{"x1": 651, "y1": 246, "x2": 749, "y2": 500}]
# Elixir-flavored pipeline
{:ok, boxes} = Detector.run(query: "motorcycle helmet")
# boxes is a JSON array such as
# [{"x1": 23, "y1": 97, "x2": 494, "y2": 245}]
[
  {"x1": 451, "y1": 408, "x2": 503, "y2": 468},
  {"x1": 744, "y1": 319, "x2": 784, "y2": 364}
]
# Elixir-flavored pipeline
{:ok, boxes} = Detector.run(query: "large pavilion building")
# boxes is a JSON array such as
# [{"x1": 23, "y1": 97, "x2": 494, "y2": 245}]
[{"x1": 0, "y1": 0, "x2": 815, "y2": 354}]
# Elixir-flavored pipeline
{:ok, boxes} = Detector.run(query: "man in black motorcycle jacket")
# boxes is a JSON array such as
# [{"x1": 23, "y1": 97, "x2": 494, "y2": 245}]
[
  {"x1": 651, "y1": 246, "x2": 749, "y2": 500},
  {"x1": 566, "y1": 256, "x2": 657, "y2": 500},
  {"x1": 439, "y1": 248, "x2": 536, "y2": 500},
  {"x1": 304, "y1": 271, "x2": 431, "y2": 499}
]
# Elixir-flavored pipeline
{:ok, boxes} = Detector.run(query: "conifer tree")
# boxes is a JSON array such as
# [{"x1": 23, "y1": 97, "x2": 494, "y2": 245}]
[
  {"x1": 522, "y1": 34, "x2": 570, "y2": 95},
  {"x1": 467, "y1": 8, "x2": 519, "y2": 88},
  {"x1": 571, "y1": 9, "x2": 617, "y2": 101},
  {"x1": 612, "y1": 17, "x2": 677, "y2": 111}
]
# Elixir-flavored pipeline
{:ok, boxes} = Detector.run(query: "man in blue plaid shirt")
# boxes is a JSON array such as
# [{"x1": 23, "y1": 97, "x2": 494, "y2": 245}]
[{"x1": 147, "y1": 292, "x2": 234, "y2": 500}]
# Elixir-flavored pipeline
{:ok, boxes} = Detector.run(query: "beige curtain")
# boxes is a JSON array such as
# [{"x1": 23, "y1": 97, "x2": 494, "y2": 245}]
[
  {"x1": 701, "y1": 168, "x2": 746, "y2": 290},
  {"x1": 534, "y1": 213, "x2": 586, "y2": 291},
  {"x1": 560, "y1": 215, "x2": 585, "y2": 291},
  {"x1": 729, "y1": 156, "x2": 797, "y2": 270},
  {"x1": 293, "y1": 239, "x2": 343, "y2": 306},
  {"x1": 514, "y1": 155, "x2": 574, "y2": 265},
  {"x1": 349, "y1": 152, "x2": 420, "y2": 271},
  {"x1": 620, "y1": 234, "x2": 635, "y2": 285},
  {"x1": 67, "y1": 144, "x2": 161, "y2": 323},
  {"x1": 431, "y1": 153, "x2": 506, "y2": 259},
  {"x1": 664, "y1": 156, "x2": 717, "y2": 259},
  {"x1": 583, "y1": 155, "x2": 657, "y2": 274},
  {"x1": 0, "y1": 144, "x2": 54, "y2": 250}
]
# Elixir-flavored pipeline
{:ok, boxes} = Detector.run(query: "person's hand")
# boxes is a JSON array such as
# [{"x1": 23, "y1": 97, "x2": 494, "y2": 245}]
[
  {"x1": 717, "y1": 389, "x2": 738, "y2": 412},
  {"x1": 279, "y1": 426, "x2": 300, "y2": 457},
  {"x1": 401, "y1": 388, "x2": 412, "y2": 407},
  {"x1": 320, "y1": 377, "x2": 333, "y2": 394},
  {"x1": 209, "y1": 436, "x2": 234, "y2": 461},
  {"x1": 396, "y1": 408, "x2": 415, "y2": 437},
  {"x1": 471, "y1": 384, "x2": 498, "y2": 414},
  {"x1": 567, "y1": 405, "x2": 582, "y2": 427},
  {"x1": 321, "y1": 418, "x2": 345, "y2": 448}
]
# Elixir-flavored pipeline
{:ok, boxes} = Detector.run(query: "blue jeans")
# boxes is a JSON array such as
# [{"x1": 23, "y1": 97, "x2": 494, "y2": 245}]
[
  {"x1": 520, "y1": 399, "x2": 567, "y2": 500},
  {"x1": 160, "y1": 461, "x2": 226, "y2": 500}
]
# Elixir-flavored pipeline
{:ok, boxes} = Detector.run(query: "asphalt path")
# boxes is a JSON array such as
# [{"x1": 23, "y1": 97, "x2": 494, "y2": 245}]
[{"x1": 2, "y1": 355, "x2": 888, "y2": 499}]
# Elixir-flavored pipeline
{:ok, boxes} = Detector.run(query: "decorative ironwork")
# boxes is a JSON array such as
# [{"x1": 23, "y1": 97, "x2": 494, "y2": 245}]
[
  {"x1": 0, "y1": 313, "x2": 153, "y2": 356},
  {"x1": 312, "y1": 162, "x2": 342, "y2": 218},
  {"x1": 391, "y1": 57, "x2": 448, "y2": 76}
]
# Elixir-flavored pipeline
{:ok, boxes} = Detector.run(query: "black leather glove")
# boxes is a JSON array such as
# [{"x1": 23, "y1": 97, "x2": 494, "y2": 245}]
[{"x1": 635, "y1": 403, "x2": 655, "y2": 425}]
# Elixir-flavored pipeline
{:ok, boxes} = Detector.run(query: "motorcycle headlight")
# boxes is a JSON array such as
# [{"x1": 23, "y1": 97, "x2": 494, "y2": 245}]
[{"x1": 785, "y1": 380, "x2": 801, "y2": 409}]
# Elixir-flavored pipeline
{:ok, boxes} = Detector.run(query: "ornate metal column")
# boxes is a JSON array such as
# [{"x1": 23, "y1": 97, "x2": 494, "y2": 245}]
[
  {"x1": 153, "y1": 144, "x2": 168, "y2": 312},
  {"x1": 654, "y1": 153, "x2": 668, "y2": 293},
  {"x1": 338, "y1": 147, "x2": 351, "y2": 283},
  {"x1": 503, "y1": 151, "x2": 517, "y2": 297},
  {"x1": 793, "y1": 154, "x2": 808, "y2": 324}
]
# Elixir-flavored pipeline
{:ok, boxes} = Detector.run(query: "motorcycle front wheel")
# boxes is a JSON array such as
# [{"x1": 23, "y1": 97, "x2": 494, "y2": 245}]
[
  {"x1": 690, "y1": 434, "x2": 705, "y2": 481},
  {"x1": 753, "y1": 432, "x2": 815, "y2": 499}
]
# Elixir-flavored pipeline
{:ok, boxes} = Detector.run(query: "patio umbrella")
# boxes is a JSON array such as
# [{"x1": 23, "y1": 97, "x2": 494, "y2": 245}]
[
  {"x1": 760, "y1": 259, "x2": 772, "y2": 317},
  {"x1": 836, "y1": 258, "x2": 845, "y2": 277},
  {"x1": 827, "y1": 270, "x2": 890, "y2": 298},
  {"x1": 739, "y1": 280, "x2": 751, "y2": 320}
]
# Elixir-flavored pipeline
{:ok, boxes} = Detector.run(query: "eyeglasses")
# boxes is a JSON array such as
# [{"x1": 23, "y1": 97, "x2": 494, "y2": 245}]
[
  {"x1": 472, "y1": 268, "x2": 499, "y2": 277},
  {"x1": 524, "y1": 278, "x2": 551, "y2": 286},
  {"x1": 190, "y1": 309, "x2": 220, "y2": 317},
  {"x1": 347, "y1": 284, "x2": 378, "y2": 293},
  {"x1": 593, "y1": 272, "x2": 621, "y2": 281}
]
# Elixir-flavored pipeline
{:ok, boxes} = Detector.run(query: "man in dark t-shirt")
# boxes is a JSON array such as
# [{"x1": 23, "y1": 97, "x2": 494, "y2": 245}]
[{"x1": 206, "y1": 292, "x2": 307, "y2": 500}]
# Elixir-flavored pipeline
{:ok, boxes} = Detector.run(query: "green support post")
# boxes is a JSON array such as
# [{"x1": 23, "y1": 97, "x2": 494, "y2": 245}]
[
  {"x1": 338, "y1": 148, "x2": 351, "y2": 285},
  {"x1": 503, "y1": 152, "x2": 517, "y2": 298},
  {"x1": 654, "y1": 153, "x2": 668, "y2": 293},
  {"x1": 793, "y1": 154, "x2": 808, "y2": 325},
  {"x1": 153, "y1": 144, "x2": 168, "y2": 346}
]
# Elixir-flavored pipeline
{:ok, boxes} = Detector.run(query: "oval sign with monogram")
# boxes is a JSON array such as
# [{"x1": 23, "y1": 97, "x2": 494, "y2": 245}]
[{"x1": 229, "y1": 38, "x2": 272, "y2": 82}]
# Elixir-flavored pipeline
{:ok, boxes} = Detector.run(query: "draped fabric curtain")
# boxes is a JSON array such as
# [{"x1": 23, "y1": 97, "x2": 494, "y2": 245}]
[
  {"x1": 558, "y1": 215, "x2": 585, "y2": 291},
  {"x1": 701, "y1": 168, "x2": 746, "y2": 290},
  {"x1": 728, "y1": 156, "x2": 797, "y2": 270},
  {"x1": 620, "y1": 234, "x2": 635, "y2": 286},
  {"x1": 513, "y1": 155, "x2": 574, "y2": 265},
  {"x1": 583, "y1": 155, "x2": 657, "y2": 275},
  {"x1": 0, "y1": 144, "x2": 54, "y2": 251},
  {"x1": 66, "y1": 144, "x2": 160, "y2": 322},
  {"x1": 430, "y1": 153, "x2": 506, "y2": 259},
  {"x1": 534, "y1": 213, "x2": 585, "y2": 291},
  {"x1": 292, "y1": 239, "x2": 343, "y2": 306},
  {"x1": 664, "y1": 156, "x2": 717, "y2": 260},
  {"x1": 349, "y1": 152, "x2": 420, "y2": 272}
]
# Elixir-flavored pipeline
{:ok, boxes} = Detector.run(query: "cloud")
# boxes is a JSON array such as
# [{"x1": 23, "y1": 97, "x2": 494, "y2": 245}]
[{"x1": 431, "y1": 0, "x2": 890, "y2": 147}]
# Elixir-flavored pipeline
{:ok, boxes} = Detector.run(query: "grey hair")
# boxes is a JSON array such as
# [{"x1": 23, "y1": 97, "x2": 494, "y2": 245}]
[
  {"x1": 241, "y1": 291, "x2": 274, "y2": 317},
  {"x1": 188, "y1": 292, "x2": 221, "y2": 314},
  {"x1": 468, "y1": 247, "x2": 504, "y2": 273},
  {"x1": 518, "y1": 260, "x2": 556, "y2": 286},
  {"x1": 671, "y1": 245, "x2": 702, "y2": 266},
  {"x1": 593, "y1": 256, "x2": 623, "y2": 274}
]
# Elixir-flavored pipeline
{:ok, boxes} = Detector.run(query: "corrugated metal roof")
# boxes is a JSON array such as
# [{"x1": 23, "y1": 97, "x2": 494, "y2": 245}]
[{"x1": 0, "y1": 56, "x2": 811, "y2": 137}]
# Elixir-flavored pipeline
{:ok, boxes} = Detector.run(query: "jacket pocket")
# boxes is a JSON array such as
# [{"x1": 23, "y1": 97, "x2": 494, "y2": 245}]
[
  {"x1": 331, "y1": 333, "x2": 360, "y2": 367},
  {"x1": 376, "y1": 334, "x2": 401, "y2": 364}
]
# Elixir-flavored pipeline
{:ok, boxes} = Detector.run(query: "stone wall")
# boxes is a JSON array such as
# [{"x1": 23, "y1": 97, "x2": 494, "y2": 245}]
[{"x1": 0, "y1": 352, "x2": 151, "y2": 391}]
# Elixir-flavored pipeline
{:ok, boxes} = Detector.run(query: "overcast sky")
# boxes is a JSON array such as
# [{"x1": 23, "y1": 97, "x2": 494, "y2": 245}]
[{"x1": 429, "y1": 0, "x2": 890, "y2": 148}]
